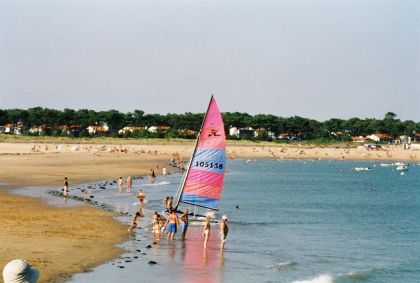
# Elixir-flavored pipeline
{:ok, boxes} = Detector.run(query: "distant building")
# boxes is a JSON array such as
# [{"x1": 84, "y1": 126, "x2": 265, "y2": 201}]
[
  {"x1": 29, "y1": 125, "x2": 50, "y2": 135},
  {"x1": 229, "y1": 127, "x2": 240, "y2": 138},
  {"x1": 278, "y1": 132, "x2": 297, "y2": 141},
  {"x1": 59, "y1": 125, "x2": 82, "y2": 135},
  {"x1": 395, "y1": 135, "x2": 410, "y2": 144},
  {"x1": 147, "y1": 126, "x2": 170, "y2": 133},
  {"x1": 228, "y1": 126, "x2": 255, "y2": 139},
  {"x1": 87, "y1": 123, "x2": 109, "y2": 135},
  {"x1": 351, "y1": 136, "x2": 368, "y2": 143},
  {"x1": 367, "y1": 133, "x2": 393, "y2": 143},
  {"x1": 254, "y1": 128, "x2": 276, "y2": 139},
  {"x1": 118, "y1": 126, "x2": 144, "y2": 135},
  {"x1": 2, "y1": 123, "x2": 23, "y2": 135}
]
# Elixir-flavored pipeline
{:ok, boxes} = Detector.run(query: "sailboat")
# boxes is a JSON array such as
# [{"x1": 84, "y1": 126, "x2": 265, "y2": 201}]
[{"x1": 173, "y1": 95, "x2": 226, "y2": 219}]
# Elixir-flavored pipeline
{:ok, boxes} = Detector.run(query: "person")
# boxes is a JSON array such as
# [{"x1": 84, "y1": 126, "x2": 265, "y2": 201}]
[
  {"x1": 220, "y1": 215, "x2": 229, "y2": 250},
  {"x1": 149, "y1": 169, "x2": 156, "y2": 183},
  {"x1": 126, "y1": 176, "x2": 132, "y2": 193},
  {"x1": 63, "y1": 177, "x2": 69, "y2": 197},
  {"x1": 3, "y1": 259, "x2": 39, "y2": 283},
  {"x1": 136, "y1": 189, "x2": 145, "y2": 207},
  {"x1": 164, "y1": 210, "x2": 179, "y2": 240},
  {"x1": 202, "y1": 216, "x2": 211, "y2": 248},
  {"x1": 128, "y1": 212, "x2": 141, "y2": 232},
  {"x1": 163, "y1": 196, "x2": 169, "y2": 211},
  {"x1": 81, "y1": 188, "x2": 88, "y2": 200},
  {"x1": 118, "y1": 177, "x2": 123, "y2": 193},
  {"x1": 180, "y1": 208, "x2": 189, "y2": 241},
  {"x1": 179, "y1": 158, "x2": 185, "y2": 171},
  {"x1": 167, "y1": 196, "x2": 174, "y2": 213},
  {"x1": 152, "y1": 212, "x2": 162, "y2": 238},
  {"x1": 162, "y1": 167, "x2": 167, "y2": 176}
]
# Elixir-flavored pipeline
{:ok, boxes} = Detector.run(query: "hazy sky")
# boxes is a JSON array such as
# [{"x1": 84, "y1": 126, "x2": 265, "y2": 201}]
[{"x1": 1, "y1": 0, "x2": 419, "y2": 121}]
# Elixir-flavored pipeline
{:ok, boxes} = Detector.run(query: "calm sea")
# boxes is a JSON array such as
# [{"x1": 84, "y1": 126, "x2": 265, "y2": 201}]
[{"x1": 41, "y1": 159, "x2": 419, "y2": 283}]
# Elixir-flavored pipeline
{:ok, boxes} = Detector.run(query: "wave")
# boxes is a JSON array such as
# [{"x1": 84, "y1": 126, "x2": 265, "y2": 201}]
[
  {"x1": 337, "y1": 271, "x2": 370, "y2": 281},
  {"x1": 293, "y1": 268, "x2": 379, "y2": 283},
  {"x1": 292, "y1": 274, "x2": 333, "y2": 283},
  {"x1": 267, "y1": 261, "x2": 297, "y2": 270},
  {"x1": 336, "y1": 268, "x2": 380, "y2": 281}
]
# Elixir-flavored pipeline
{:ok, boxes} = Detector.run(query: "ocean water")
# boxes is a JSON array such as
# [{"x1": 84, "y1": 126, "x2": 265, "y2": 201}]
[{"x1": 18, "y1": 160, "x2": 420, "y2": 283}]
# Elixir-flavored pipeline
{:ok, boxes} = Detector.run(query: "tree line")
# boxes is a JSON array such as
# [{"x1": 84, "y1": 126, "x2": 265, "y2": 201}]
[{"x1": 0, "y1": 107, "x2": 419, "y2": 142}]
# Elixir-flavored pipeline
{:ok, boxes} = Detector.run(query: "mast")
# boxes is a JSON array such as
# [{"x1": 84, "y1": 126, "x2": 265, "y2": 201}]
[{"x1": 174, "y1": 95, "x2": 214, "y2": 210}]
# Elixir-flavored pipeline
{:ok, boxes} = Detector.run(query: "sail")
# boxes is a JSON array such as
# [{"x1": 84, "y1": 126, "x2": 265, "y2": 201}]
[{"x1": 178, "y1": 97, "x2": 226, "y2": 210}]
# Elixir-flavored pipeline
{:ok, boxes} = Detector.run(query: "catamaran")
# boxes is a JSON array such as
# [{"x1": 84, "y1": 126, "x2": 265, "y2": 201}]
[{"x1": 171, "y1": 95, "x2": 226, "y2": 220}]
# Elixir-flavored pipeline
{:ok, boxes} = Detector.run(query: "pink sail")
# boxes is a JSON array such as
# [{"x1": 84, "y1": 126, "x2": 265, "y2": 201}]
[{"x1": 179, "y1": 96, "x2": 226, "y2": 210}]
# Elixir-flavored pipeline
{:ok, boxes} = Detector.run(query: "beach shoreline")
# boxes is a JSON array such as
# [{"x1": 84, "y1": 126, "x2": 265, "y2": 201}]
[{"x1": 0, "y1": 140, "x2": 419, "y2": 282}]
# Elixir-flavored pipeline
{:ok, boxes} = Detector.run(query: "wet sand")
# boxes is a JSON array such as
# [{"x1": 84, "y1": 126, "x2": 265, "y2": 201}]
[{"x1": 0, "y1": 141, "x2": 418, "y2": 282}]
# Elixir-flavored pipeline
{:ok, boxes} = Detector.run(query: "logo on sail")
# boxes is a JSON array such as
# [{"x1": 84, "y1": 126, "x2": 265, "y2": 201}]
[{"x1": 208, "y1": 128, "x2": 221, "y2": 137}]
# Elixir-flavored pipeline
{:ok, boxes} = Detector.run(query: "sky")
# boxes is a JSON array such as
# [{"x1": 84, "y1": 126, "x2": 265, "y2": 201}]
[{"x1": 0, "y1": 0, "x2": 419, "y2": 121}]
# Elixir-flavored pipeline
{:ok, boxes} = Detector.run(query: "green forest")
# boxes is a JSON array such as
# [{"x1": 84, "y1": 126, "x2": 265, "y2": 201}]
[{"x1": 0, "y1": 107, "x2": 419, "y2": 142}]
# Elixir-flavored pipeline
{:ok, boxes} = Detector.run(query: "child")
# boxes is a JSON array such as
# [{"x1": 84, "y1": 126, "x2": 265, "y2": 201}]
[{"x1": 128, "y1": 212, "x2": 141, "y2": 232}]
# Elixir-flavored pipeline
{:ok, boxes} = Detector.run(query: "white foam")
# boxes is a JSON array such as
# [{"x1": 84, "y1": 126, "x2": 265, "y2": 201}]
[
  {"x1": 267, "y1": 261, "x2": 297, "y2": 270},
  {"x1": 292, "y1": 274, "x2": 333, "y2": 283}
]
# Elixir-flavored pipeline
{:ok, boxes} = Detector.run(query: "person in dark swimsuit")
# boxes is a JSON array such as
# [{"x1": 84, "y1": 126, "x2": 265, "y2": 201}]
[
  {"x1": 63, "y1": 177, "x2": 69, "y2": 197},
  {"x1": 220, "y1": 215, "x2": 229, "y2": 250},
  {"x1": 180, "y1": 208, "x2": 189, "y2": 241}
]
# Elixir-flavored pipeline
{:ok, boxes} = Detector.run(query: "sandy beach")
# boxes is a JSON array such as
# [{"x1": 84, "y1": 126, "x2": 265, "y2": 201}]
[{"x1": 1, "y1": 140, "x2": 419, "y2": 282}]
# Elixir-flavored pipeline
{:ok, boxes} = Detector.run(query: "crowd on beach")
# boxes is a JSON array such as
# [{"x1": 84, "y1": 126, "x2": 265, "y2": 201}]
[
  {"x1": 126, "y1": 181, "x2": 229, "y2": 251},
  {"x1": 30, "y1": 143, "x2": 167, "y2": 156},
  {"x1": 4, "y1": 168, "x2": 227, "y2": 283},
  {"x1": 61, "y1": 160, "x2": 228, "y2": 263}
]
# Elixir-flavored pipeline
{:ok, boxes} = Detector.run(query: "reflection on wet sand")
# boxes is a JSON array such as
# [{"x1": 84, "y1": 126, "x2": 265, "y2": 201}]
[{"x1": 179, "y1": 227, "x2": 224, "y2": 283}]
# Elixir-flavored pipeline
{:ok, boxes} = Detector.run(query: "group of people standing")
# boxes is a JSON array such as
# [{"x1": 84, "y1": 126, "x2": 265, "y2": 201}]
[
  {"x1": 118, "y1": 176, "x2": 133, "y2": 193},
  {"x1": 62, "y1": 168, "x2": 229, "y2": 252},
  {"x1": 139, "y1": 202, "x2": 229, "y2": 250}
]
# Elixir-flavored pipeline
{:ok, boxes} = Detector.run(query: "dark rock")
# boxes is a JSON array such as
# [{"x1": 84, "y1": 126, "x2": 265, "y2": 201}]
[
  {"x1": 146, "y1": 245, "x2": 152, "y2": 248},
  {"x1": 148, "y1": 260, "x2": 157, "y2": 265}
]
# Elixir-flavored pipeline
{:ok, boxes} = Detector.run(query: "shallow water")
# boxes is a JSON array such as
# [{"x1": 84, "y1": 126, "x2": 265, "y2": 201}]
[{"x1": 15, "y1": 160, "x2": 420, "y2": 283}]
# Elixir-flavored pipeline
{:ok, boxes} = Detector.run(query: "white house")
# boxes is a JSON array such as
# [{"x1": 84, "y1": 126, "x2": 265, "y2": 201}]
[
  {"x1": 29, "y1": 127, "x2": 43, "y2": 135},
  {"x1": 229, "y1": 127, "x2": 255, "y2": 138},
  {"x1": 3, "y1": 123, "x2": 23, "y2": 135},
  {"x1": 147, "y1": 126, "x2": 170, "y2": 133},
  {"x1": 367, "y1": 133, "x2": 392, "y2": 143},
  {"x1": 229, "y1": 127, "x2": 240, "y2": 138},
  {"x1": 118, "y1": 126, "x2": 144, "y2": 135},
  {"x1": 254, "y1": 128, "x2": 276, "y2": 139},
  {"x1": 351, "y1": 136, "x2": 368, "y2": 143},
  {"x1": 87, "y1": 123, "x2": 109, "y2": 135}
]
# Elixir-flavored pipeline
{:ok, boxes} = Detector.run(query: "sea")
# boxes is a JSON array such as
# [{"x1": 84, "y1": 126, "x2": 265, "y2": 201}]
[{"x1": 14, "y1": 159, "x2": 420, "y2": 283}]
